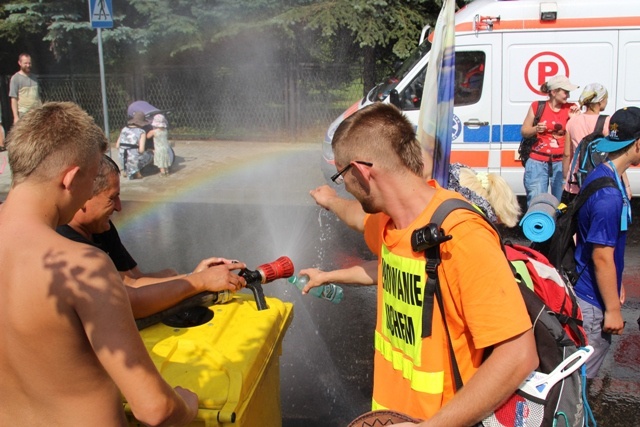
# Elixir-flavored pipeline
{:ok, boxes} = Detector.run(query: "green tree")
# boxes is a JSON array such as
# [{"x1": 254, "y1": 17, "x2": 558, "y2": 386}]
[
  {"x1": 211, "y1": 0, "x2": 442, "y2": 94},
  {"x1": 0, "y1": 0, "x2": 465, "y2": 89}
]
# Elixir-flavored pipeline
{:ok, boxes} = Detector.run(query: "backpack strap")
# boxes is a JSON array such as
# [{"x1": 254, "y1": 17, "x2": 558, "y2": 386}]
[
  {"x1": 419, "y1": 200, "x2": 468, "y2": 338},
  {"x1": 415, "y1": 198, "x2": 497, "y2": 392},
  {"x1": 594, "y1": 114, "x2": 608, "y2": 135},
  {"x1": 423, "y1": 199, "x2": 488, "y2": 339},
  {"x1": 429, "y1": 199, "x2": 504, "y2": 250},
  {"x1": 571, "y1": 176, "x2": 618, "y2": 215},
  {"x1": 420, "y1": 200, "x2": 502, "y2": 340},
  {"x1": 569, "y1": 145, "x2": 582, "y2": 185},
  {"x1": 119, "y1": 142, "x2": 140, "y2": 148},
  {"x1": 533, "y1": 101, "x2": 545, "y2": 126}
]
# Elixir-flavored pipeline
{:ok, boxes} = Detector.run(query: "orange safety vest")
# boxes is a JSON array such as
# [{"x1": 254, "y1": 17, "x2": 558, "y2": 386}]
[
  {"x1": 365, "y1": 186, "x2": 521, "y2": 419},
  {"x1": 371, "y1": 242, "x2": 456, "y2": 419}
]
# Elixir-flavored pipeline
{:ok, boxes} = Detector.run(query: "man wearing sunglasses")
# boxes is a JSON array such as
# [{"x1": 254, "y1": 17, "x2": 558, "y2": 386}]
[{"x1": 308, "y1": 103, "x2": 537, "y2": 426}]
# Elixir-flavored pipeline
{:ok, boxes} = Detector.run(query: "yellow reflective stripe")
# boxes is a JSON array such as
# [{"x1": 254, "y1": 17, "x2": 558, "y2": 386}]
[
  {"x1": 371, "y1": 398, "x2": 388, "y2": 411},
  {"x1": 375, "y1": 331, "x2": 444, "y2": 394}
]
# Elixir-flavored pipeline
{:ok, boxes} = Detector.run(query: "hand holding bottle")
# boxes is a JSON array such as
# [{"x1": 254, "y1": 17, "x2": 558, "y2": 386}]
[{"x1": 288, "y1": 271, "x2": 344, "y2": 304}]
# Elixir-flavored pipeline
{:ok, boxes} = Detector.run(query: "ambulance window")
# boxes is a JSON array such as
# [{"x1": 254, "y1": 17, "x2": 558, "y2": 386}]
[
  {"x1": 396, "y1": 67, "x2": 427, "y2": 111},
  {"x1": 370, "y1": 41, "x2": 432, "y2": 104},
  {"x1": 396, "y1": 50, "x2": 486, "y2": 110},
  {"x1": 455, "y1": 51, "x2": 485, "y2": 106}
]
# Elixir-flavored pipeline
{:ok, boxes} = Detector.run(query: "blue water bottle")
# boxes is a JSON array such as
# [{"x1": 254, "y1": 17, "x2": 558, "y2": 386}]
[{"x1": 288, "y1": 274, "x2": 344, "y2": 304}]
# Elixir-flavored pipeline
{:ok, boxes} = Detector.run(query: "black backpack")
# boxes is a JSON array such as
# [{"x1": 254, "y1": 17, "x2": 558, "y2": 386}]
[
  {"x1": 518, "y1": 101, "x2": 546, "y2": 167},
  {"x1": 536, "y1": 176, "x2": 617, "y2": 284},
  {"x1": 412, "y1": 199, "x2": 595, "y2": 427},
  {"x1": 568, "y1": 115, "x2": 609, "y2": 188}
]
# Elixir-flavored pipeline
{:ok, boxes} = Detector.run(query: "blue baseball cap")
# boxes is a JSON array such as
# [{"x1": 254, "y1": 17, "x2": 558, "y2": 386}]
[{"x1": 596, "y1": 106, "x2": 640, "y2": 153}]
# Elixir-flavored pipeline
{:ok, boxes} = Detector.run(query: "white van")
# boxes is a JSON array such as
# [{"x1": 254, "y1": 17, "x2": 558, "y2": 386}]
[{"x1": 321, "y1": 0, "x2": 640, "y2": 195}]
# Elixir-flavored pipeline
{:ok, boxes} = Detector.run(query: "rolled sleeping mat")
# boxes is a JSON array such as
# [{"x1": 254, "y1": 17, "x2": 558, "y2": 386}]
[
  {"x1": 519, "y1": 193, "x2": 560, "y2": 243},
  {"x1": 528, "y1": 192, "x2": 560, "y2": 210}
]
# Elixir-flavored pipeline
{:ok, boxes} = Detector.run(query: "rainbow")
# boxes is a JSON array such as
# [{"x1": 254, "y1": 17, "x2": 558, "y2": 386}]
[{"x1": 114, "y1": 143, "x2": 311, "y2": 233}]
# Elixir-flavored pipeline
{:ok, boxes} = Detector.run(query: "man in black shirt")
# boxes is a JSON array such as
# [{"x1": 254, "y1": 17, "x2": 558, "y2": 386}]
[
  {"x1": 58, "y1": 219, "x2": 138, "y2": 274},
  {"x1": 57, "y1": 155, "x2": 246, "y2": 318}
]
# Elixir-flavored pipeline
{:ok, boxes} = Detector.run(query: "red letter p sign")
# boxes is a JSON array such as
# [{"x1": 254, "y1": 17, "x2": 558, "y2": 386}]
[
  {"x1": 538, "y1": 62, "x2": 559, "y2": 86},
  {"x1": 525, "y1": 51, "x2": 570, "y2": 95}
]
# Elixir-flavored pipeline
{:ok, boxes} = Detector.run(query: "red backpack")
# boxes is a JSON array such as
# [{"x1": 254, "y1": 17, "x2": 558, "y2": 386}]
[
  {"x1": 505, "y1": 243, "x2": 587, "y2": 347},
  {"x1": 413, "y1": 198, "x2": 594, "y2": 426}
]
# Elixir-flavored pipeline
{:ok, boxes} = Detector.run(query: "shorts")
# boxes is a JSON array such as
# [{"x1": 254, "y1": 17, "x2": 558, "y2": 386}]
[{"x1": 578, "y1": 297, "x2": 612, "y2": 379}]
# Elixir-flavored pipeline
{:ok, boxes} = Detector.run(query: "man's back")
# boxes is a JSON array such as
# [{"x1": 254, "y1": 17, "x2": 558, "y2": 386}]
[
  {"x1": 1, "y1": 101, "x2": 197, "y2": 426},
  {"x1": 0, "y1": 211, "x2": 132, "y2": 425},
  {"x1": 574, "y1": 163, "x2": 626, "y2": 307}
]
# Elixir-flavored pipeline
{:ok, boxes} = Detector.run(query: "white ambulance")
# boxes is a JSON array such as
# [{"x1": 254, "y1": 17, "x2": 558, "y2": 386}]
[{"x1": 321, "y1": 0, "x2": 640, "y2": 195}]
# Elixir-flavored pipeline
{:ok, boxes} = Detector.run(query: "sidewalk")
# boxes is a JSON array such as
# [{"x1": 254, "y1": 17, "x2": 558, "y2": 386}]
[{"x1": 0, "y1": 140, "x2": 316, "y2": 202}]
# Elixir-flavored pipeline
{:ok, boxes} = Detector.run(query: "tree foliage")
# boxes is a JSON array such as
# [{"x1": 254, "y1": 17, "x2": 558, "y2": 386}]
[
  {"x1": 0, "y1": 0, "x2": 458, "y2": 83},
  {"x1": 274, "y1": 0, "x2": 435, "y2": 59}
]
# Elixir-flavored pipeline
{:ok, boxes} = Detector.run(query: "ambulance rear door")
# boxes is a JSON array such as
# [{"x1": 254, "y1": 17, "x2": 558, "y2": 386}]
[
  {"x1": 618, "y1": 29, "x2": 640, "y2": 195},
  {"x1": 500, "y1": 29, "x2": 619, "y2": 195}
]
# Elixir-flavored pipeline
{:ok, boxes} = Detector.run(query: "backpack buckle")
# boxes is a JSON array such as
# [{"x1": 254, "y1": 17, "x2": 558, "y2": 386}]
[{"x1": 411, "y1": 223, "x2": 452, "y2": 253}]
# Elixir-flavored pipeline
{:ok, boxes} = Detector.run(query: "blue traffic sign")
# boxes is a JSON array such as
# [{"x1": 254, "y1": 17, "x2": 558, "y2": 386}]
[{"x1": 89, "y1": 0, "x2": 113, "y2": 29}]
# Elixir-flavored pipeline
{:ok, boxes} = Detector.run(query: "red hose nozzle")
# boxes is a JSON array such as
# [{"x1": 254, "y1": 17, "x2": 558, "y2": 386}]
[{"x1": 256, "y1": 256, "x2": 294, "y2": 283}]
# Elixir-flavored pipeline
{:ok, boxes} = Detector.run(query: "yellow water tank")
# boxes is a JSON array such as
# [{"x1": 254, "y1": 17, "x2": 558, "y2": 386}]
[{"x1": 124, "y1": 293, "x2": 294, "y2": 427}]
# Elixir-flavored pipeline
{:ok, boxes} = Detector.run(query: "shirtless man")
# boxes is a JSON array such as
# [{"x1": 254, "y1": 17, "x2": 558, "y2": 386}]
[{"x1": 0, "y1": 102, "x2": 197, "y2": 426}]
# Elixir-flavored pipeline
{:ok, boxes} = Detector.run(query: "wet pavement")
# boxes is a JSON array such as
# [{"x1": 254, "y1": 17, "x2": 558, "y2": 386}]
[{"x1": 1, "y1": 141, "x2": 638, "y2": 426}]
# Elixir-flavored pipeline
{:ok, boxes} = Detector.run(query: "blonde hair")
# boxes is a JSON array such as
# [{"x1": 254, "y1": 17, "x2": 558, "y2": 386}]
[
  {"x1": 7, "y1": 102, "x2": 108, "y2": 185},
  {"x1": 458, "y1": 166, "x2": 521, "y2": 227}
]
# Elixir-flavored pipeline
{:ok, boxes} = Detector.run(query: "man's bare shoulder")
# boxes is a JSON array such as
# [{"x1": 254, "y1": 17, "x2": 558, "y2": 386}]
[
  {"x1": 3, "y1": 222, "x2": 119, "y2": 294},
  {"x1": 49, "y1": 233, "x2": 121, "y2": 289},
  {"x1": 0, "y1": 224, "x2": 140, "y2": 426}
]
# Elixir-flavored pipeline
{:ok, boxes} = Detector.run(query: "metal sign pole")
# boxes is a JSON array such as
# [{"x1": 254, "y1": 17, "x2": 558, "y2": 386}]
[
  {"x1": 97, "y1": 27, "x2": 110, "y2": 157},
  {"x1": 88, "y1": 0, "x2": 113, "y2": 156}
]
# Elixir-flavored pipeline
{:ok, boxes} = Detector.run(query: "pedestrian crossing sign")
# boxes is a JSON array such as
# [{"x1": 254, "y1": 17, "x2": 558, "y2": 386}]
[{"x1": 89, "y1": 0, "x2": 113, "y2": 29}]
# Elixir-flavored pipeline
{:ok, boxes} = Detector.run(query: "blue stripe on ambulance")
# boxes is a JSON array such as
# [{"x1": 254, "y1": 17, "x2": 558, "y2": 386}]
[
  {"x1": 492, "y1": 124, "x2": 501, "y2": 143},
  {"x1": 462, "y1": 125, "x2": 490, "y2": 142},
  {"x1": 501, "y1": 124, "x2": 522, "y2": 142},
  {"x1": 459, "y1": 124, "x2": 521, "y2": 143}
]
